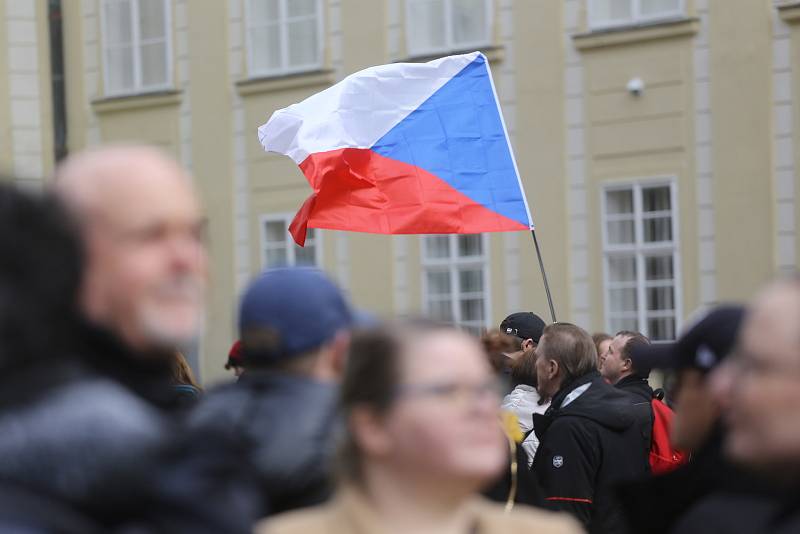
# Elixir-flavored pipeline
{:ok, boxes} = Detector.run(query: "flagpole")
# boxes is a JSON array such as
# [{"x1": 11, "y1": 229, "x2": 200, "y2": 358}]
[{"x1": 530, "y1": 228, "x2": 557, "y2": 323}]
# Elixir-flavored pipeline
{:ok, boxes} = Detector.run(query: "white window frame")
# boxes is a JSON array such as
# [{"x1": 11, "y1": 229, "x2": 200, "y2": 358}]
[
  {"x1": 405, "y1": 0, "x2": 494, "y2": 58},
  {"x1": 420, "y1": 234, "x2": 492, "y2": 335},
  {"x1": 587, "y1": 0, "x2": 685, "y2": 30},
  {"x1": 600, "y1": 178, "x2": 682, "y2": 341},
  {"x1": 245, "y1": 0, "x2": 324, "y2": 78},
  {"x1": 260, "y1": 213, "x2": 323, "y2": 269},
  {"x1": 100, "y1": 0, "x2": 173, "y2": 97}
]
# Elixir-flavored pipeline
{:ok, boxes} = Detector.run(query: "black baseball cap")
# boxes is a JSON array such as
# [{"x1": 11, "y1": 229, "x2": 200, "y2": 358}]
[
  {"x1": 629, "y1": 305, "x2": 746, "y2": 373},
  {"x1": 500, "y1": 312, "x2": 547, "y2": 343}
]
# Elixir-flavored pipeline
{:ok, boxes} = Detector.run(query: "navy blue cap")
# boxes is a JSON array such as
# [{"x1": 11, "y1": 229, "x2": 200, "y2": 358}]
[
  {"x1": 500, "y1": 312, "x2": 546, "y2": 343},
  {"x1": 239, "y1": 267, "x2": 354, "y2": 362},
  {"x1": 630, "y1": 305, "x2": 746, "y2": 373}
]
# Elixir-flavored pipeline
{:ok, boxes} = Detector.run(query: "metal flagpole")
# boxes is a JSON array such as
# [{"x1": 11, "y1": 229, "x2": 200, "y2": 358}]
[{"x1": 530, "y1": 228, "x2": 557, "y2": 323}]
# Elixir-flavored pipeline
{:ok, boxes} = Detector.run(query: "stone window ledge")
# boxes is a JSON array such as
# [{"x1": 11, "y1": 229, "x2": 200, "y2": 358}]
[
  {"x1": 400, "y1": 45, "x2": 505, "y2": 64},
  {"x1": 236, "y1": 69, "x2": 336, "y2": 96},
  {"x1": 91, "y1": 90, "x2": 182, "y2": 114},
  {"x1": 573, "y1": 17, "x2": 699, "y2": 51},
  {"x1": 778, "y1": 2, "x2": 800, "y2": 24}
]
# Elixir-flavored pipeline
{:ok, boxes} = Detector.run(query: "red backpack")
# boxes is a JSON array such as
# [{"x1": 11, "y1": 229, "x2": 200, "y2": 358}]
[{"x1": 649, "y1": 398, "x2": 689, "y2": 475}]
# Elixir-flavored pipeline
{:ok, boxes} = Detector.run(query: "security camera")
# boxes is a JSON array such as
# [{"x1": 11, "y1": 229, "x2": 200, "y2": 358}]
[{"x1": 626, "y1": 77, "x2": 645, "y2": 96}]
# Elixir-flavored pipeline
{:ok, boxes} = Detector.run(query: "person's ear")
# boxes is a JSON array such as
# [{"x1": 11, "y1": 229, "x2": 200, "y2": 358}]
[
  {"x1": 350, "y1": 407, "x2": 393, "y2": 458},
  {"x1": 548, "y1": 358, "x2": 559, "y2": 380},
  {"x1": 622, "y1": 357, "x2": 633, "y2": 373},
  {"x1": 522, "y1": 338, "x2": 535, "y2": 351}
]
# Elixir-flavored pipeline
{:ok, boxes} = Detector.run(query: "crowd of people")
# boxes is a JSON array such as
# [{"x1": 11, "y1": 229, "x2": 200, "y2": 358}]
[{"x1": 0, "y1": 144, "x2": 799, "y2": 533}]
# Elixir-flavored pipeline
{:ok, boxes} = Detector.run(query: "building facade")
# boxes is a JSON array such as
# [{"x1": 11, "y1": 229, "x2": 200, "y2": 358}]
[{"x1": 1, "y1": 0, "x2": 799, "y2": 383}]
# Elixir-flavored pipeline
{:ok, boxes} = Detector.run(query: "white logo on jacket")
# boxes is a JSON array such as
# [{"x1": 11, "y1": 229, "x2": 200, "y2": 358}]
[{"x1": 552, "y1": 455, "x2": 564, "y2": 468}]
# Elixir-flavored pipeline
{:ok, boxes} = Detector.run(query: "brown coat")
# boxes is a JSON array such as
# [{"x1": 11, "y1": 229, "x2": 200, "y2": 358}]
[{"x1": 257, "y1": 488, "x2": 584, "y2": 534}]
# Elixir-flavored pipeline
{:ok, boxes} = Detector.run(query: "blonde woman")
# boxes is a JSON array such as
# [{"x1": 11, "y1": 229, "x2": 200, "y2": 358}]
[{"x1": 258, "y1": 320, "x2": 582, "y2": 534}]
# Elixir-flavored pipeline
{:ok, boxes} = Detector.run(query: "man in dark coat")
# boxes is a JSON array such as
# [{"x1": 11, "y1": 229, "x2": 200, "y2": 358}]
[
  {"x1": 532, "y1": 322, "x2": 648, "y2": 534},
  {"x1": 189, "y1": 267, "x2": 355, "y2": 516},
  {"x1": 601, "y1": 330, "x2": 654, "y2": 471}
]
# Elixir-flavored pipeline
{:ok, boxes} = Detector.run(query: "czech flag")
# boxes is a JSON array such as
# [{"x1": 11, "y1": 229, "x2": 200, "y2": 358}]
[{"x1": 258, "y1": 51, "x2": 533, "y2": 246}]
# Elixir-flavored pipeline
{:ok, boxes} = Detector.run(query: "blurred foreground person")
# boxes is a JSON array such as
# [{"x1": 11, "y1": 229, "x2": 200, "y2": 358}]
[
  {"x1": 55, "y1": 145, "x2": 207, "y2": 411},
  {"x1": 710, "y1": 279, "x2": 800, "y2": 533},
  {"x1": 532, "y1": 323, "x2": 647, "y2": 534},
  {"x1": 258, "y1": 320, "x2": 582, "y2": 534},
  {"x1": 190, "y1": 267, "x2": 354, "y2": 516},
  {"x1": 618, "y1": 305, "x2": 773, "y2": 534}
]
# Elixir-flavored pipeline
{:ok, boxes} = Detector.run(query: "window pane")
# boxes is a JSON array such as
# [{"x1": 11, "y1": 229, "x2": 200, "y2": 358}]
[
  {"x1": 140, "y1": 41, "x2": 167, "y2": 86},
  {"x1": 645, "y1": 255, "x2": 673, "y2": 280},
  {"x1": 608, "y1": 255, "x2": 636, "y2": 283},
  {"x1": 138, "y1": 0, "x2": 166, "y2": 40},
  {"x1": 609, "y1": 316, "x2": 638, "y2": 333},
  {"x1": 642, "y1": 186, "x2": 671, "y2": 212},
  {"x1": 609, "y1": 287, "x2": 637, "y2": 313},
  {"x1": 428, "y1": 300, "x2": 453, "y2": 322},
  {"x1": 408, "y1": 0, "x2": 446, "y2": 52},
  {"x1": 459, "y1": 269, "x2": 483, "y2": 293},
  {"x1": 104, "y1": 0, "x2": 133, "y2": 45},
  {"x1": 640, "y1": 0, "x2": 681, "y2": 17},
  {"x1": 265, "y1": 221, "x2": 286, "y2": 244},
  {"x1": 460, "y1": 298, "x2": 484, "y2": 322},
  {"x1": 607, "y1": 220, "x2": 635, "y2": 245},
  {"x1": 452, "y1": 0, "x2": 487, "y2": 46},
  {"x1": 249, "y1": 26, "x2": 282, "y2": 73},
  {"x1": 427, "y1": 271, "x2": 451, "y2": 296},
  {"x1": 606, "y1": 189, "x2": 634, "y2": 215},
  {"x1": 643, "y1": 216, "x2": 672, "y2": 242},
  {"x1": 288, "y1": 0, "x2": 317, "y2": 17},
  {"x1": 648, "y1": 317, "x2": 676, "y2": 341},
  {"x1": 295, "y1": 244, "x2": 316, "y2": 266},
  {"x1": 105, "y1": 46, "x2": 135, "y2": 92},
  {"x1": 424, "y1": 236, "x2": 450, "y2": 259},
  {"x1": 647, "y1": 286, "x2": 674, "y2": 311},
  {"x1": 457, "y1": 234, "x2": 482, "y2": 257},
  {"x1": 250, "y1": 0, "x2": 279, "y2": 24},
  {"x1": 590, "y1": 0, "x2": 633, "y2": 23},
  {"x1": 463, "y1": 324, "x2": 483, "y2": 337},
  {"x1": 287, "y1": 18, "x2": 318, "y2": 66},
  {"x1": 266, "y1": 247, "x2": 288, "y2": 267}
]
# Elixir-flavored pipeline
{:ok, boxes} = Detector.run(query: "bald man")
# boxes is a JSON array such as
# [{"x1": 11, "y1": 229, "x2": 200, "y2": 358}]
[{"x1": 56, "y1": 145, "x2": 207, "y2": 355}]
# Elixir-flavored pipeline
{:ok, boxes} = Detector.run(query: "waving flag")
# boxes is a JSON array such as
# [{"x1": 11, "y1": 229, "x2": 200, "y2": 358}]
[{"x1": 258, "y1": 52, "x2": 533, "y2": 246}]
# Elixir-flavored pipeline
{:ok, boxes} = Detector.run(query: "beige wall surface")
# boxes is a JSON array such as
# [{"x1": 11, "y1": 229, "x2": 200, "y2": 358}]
[
  {"x1": 709, "y1": 0, "x2": 775, "y2": 300},
  {"x1": 0, "y1": 0, "x2": 12, "y2": 173}
]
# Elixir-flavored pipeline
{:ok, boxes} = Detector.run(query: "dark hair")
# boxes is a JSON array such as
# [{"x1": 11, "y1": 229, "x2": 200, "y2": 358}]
[
  {"x1": 339, "y1": 319, "x2": 457, "y2": 482},
  {"x1": 0, "y1": 182, "x2": 84, "y2": 369},
  {"x1": 480, "y1": 328, "x2": 519, "y2": 374},
  {"x1": 540, "y1": 323, "x2": 597, "y2": 384},
  {"x1": 510, "y1": 347, "x2": 537, "y2": 388},
  {"x1": 615, "y1": 330, "x2": 651, "y2": 376}
]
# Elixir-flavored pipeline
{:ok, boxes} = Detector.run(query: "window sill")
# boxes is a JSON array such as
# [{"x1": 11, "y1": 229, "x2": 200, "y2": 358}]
[
  {"x1": 91, "y1": 90, "x2": 182, "y2": 114},
  {"x1": 236, "y1": 69, "x2": 336, "y2": 96},
  {"x1": 400, "y1": 45, "x2": 505, "y2": 64},
  {"x1": 778, "y1": 2, "x2": 800, "y2": 24},
  {"x1": 573, "y1": 17, "x2": 699, "y2": 51}
]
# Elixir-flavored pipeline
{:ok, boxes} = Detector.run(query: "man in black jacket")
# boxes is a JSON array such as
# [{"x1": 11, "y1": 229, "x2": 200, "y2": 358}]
[
  {"x1": 601, "y1": 330, "x2": 654, "y2": 471},
  {"x1": 189, "y1": 267, "x2": 355, "y2": 516},
  {"x1": 532, "y1": 323, "x2": 648, "y2": 534}
]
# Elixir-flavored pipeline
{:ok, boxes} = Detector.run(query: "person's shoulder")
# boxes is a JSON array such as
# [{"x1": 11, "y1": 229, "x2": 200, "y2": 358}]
[
  {"x1": 473, "y1": 500, "x2": 584, "y2": 533},
  {"x1": 254, "y1": 504, "x2": 333, "y2": 534}
]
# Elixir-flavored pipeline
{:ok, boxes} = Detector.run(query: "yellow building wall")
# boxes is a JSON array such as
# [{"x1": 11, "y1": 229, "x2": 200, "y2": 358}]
[
  {"x1": 709, "y1": 0, "x2": 774, "y2": 299},
  {"x1": 583, "y1": 34, "x2": 698, "y2": 329}
]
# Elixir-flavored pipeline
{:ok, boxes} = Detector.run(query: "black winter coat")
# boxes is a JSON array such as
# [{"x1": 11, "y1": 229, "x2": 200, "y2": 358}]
[
  {"x1": 615, "y1": 374, "x2": 654, "y2": 472},
  {"x1": 532, "y1": 371, "x2": 649, "y2": 534},
  {"x1": 188, "y1": 369, "x2": 340, "y2": 516}
]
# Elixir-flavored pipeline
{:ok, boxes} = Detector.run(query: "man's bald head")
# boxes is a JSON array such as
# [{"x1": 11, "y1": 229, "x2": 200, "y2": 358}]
[{"x1": 55, "y1": 145, "x2": 207, "y2": 354}]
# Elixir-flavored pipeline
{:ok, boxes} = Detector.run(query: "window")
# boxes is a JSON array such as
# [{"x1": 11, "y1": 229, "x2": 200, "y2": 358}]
[
  {"x1": 422, "y1": 234, "x2": 489, "y2": 336},
  {"x1": 101, "y1": 0, "x2": 171, "y2": 96},
  {"x1": 587, "y1": 0, "x2": 684, "y2": 30},
  {"x1": 602, "y1": 181, "x2": 680, "y2": 342},
  {"x1": 405, "y1": 0, "x2": 492, "y2": 57},
  {"x1": 246, "y1": 0, "x2": 323, "y2": 77},
  {"x1": 262, "y1": 215, "x2": 321, "y2": 268}
]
